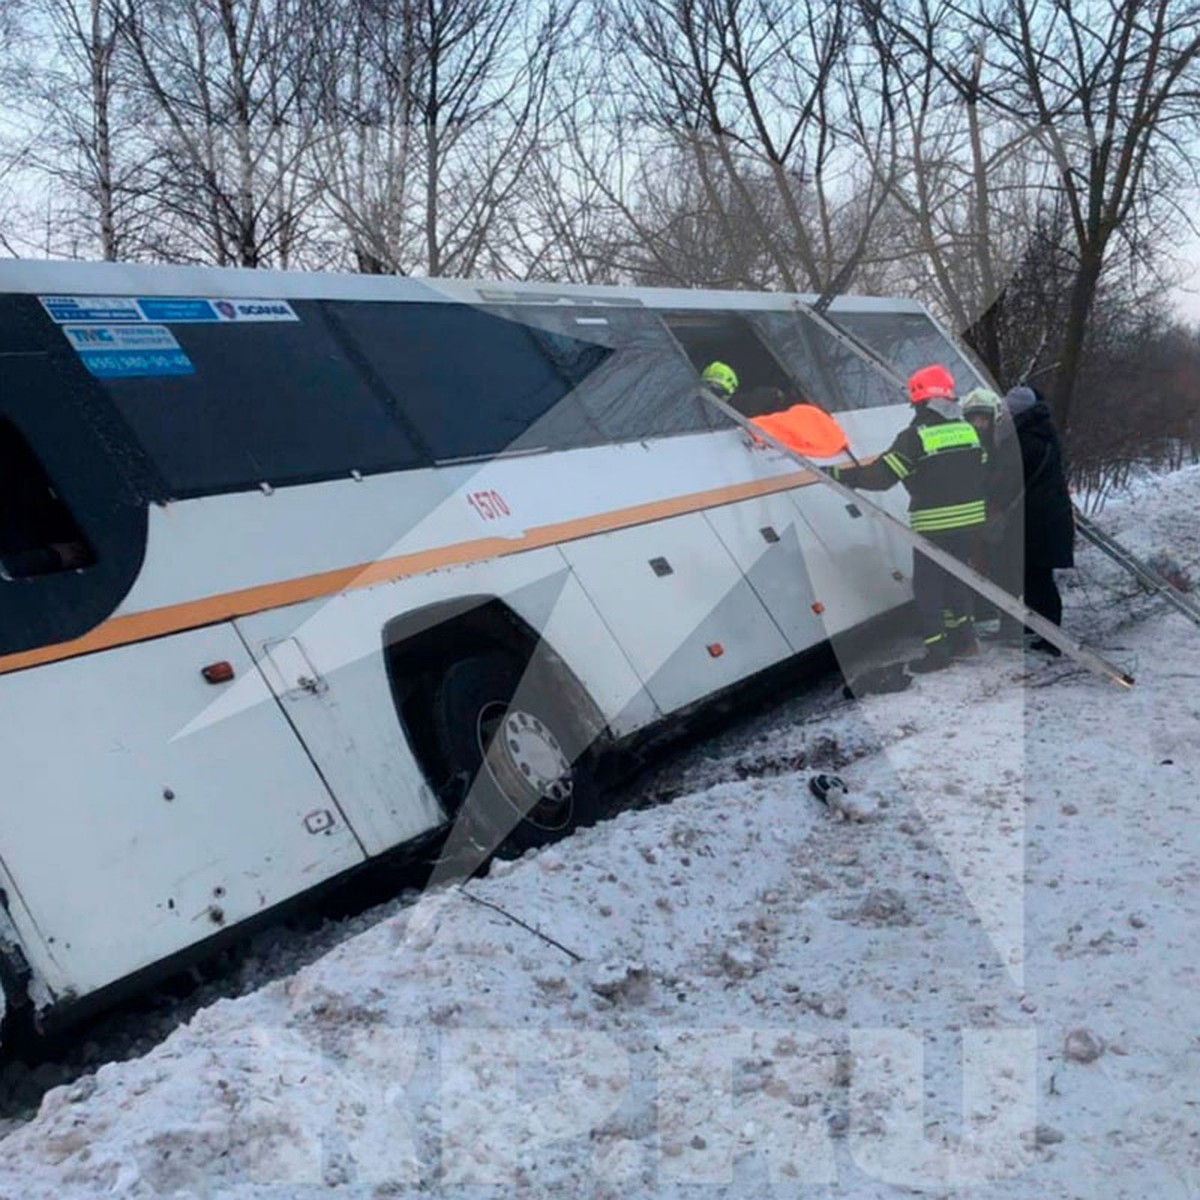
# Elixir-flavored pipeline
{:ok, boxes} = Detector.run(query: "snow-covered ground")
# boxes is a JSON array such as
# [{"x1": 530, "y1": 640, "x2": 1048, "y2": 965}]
[{"x1": 2, "y1": 469, "x2": 1199, "y2": 1199}]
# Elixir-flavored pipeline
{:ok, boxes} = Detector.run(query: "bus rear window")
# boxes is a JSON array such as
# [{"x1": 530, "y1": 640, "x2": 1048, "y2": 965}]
[{"x1": 0, "y1": 417, "x2": 94, "y2": 578}]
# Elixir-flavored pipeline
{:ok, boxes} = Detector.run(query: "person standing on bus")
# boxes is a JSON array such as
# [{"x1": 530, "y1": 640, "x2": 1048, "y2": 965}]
[{"x1": 826, "y1": 364, "x2": 986, "y2": 673}]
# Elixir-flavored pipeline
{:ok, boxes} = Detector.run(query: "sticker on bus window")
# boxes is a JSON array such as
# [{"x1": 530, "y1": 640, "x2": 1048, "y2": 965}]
[
  {"x1": 206, "y1": 298, "x2": 300, "y2": 323},
  {"x1": 41, "y1": 295, "x2": 145, "y2": 324},
  {"x1": 61, "y1": 324, "x2": 195, "y2": 379},
  {"x1": 136, "y1": 298, "x2": 220, "y2": 323},
  {"x1": 41, "y1": 294, "x2": 300, "y2": 325},
  {"x1": 135, "y1": 297, "x2": 300, "y2": 323}
]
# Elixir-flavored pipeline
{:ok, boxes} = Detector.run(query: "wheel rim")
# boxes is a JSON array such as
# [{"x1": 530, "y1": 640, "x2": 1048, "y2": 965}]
[{"x1": 476, "y1": 702, "x2": 575, "y2": 831}]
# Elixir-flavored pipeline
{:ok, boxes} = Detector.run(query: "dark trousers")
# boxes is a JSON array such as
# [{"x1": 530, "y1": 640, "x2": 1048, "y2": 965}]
[
  {"x1": 981, "y1": 524, "x2": 1026, "y2": 635},
  {"x1": 1024, "y1": 564, "x2": 1063, "y2": 626},
  {"x1": 912, "y1": 529, "x2": 976, "y2": 642},
  {"x1": 971, "y1": 524, "x2": 1022, "y2": 622}
]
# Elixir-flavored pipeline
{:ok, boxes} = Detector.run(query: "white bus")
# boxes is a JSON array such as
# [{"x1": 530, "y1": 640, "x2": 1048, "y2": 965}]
[{"x1": 0, "y1": 262, "x2": 984, "y2": 1036}]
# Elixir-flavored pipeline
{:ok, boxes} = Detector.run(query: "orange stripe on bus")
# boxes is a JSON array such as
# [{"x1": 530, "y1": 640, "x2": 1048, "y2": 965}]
[{"x1": 0, "y1": 467, "x2": 823, "y2": 677}]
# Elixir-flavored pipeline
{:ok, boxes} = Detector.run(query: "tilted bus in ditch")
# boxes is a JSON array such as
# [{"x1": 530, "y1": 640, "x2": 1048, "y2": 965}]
[{"x1": 0, "y1": 262, "x2": 986, "y2": 1035}]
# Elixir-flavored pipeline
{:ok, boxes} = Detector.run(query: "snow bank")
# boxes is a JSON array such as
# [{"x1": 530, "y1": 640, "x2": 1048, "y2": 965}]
[{"x1": 2, "y1": 470, "x2": 1200, "y2": 1199}]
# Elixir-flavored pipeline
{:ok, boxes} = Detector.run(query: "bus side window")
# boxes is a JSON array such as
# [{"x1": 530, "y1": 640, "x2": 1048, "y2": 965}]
[
  {"x1": 661, "y1": 313, "x2": 804, "y2": 418},
  {"x1": 0, "y1": 418, "x2": 94, "y2": 579},
  {"x1": 832, "y1": 311, "x2": 981, "y2": 395},
  {"x1": 494, "y1": 306, "x2": 720, "y2": 442}
]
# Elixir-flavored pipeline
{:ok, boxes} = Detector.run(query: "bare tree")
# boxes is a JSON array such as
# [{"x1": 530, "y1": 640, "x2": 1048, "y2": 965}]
[
  {"x1": 0, "y1": 0, "x2": 35, "y2": 255},
  {"x1": 510, "y1": 133, "x2": 628, "y2": 284},
  {"x1": 308, "y1": 0, "x2": 575, "y2": 277},
  {"x1": 563, "y1": 0, "x2": 898, "y2": 293},
  {"x1": 305, "y1": 0, "x2": 419, "y2": 273},
  {"x1": 24, "y1": 0, "x2": 165, "y2": 261},
  {"x1": 867, "y1": 0, "x2": 1200, "y2": 438},
  {"x1": 115, "y1": 0, "x2": 324, "y2": 267},
  {"x1": 1068, "y1": 289, "x2": 1200, "y2": 499},
  {"x1": 849, "y1": 2, "x2": 1057, "y2": 380}
]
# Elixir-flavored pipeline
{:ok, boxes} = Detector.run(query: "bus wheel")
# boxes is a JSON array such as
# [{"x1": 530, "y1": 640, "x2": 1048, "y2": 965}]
[{"x1": 430, "y1": 651, "x2": 598, "y2": 860}]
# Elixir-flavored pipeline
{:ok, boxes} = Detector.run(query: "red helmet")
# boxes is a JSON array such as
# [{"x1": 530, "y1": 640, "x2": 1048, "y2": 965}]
[{"x1": 907, "y1": 364, "x2": 956, "y2": 404}]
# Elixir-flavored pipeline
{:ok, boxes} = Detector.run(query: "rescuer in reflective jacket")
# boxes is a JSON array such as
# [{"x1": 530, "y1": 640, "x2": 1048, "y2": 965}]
[
  {"x1": 701, "y1": 360, "x2": 788, "y2": 416},
  {"x1": 828, "y1": 364, "x2": 986, "y2": 673}
]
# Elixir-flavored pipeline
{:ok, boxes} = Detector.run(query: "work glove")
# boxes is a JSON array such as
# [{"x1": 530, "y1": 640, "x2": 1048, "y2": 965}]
[{"x1": 820, "y1": 465, "x2": 842, "y2": 482}]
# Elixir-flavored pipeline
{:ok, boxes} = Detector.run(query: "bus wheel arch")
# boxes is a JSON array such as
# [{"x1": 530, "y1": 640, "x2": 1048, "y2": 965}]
[{"x1": 382, "y1": 597, "x2": 609, "y2": 855}]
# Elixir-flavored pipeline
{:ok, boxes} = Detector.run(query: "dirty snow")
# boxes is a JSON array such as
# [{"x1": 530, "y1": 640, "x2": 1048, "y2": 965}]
[{"x1": 2, "y1": 468, "x2": 1200, "y2": 1198}]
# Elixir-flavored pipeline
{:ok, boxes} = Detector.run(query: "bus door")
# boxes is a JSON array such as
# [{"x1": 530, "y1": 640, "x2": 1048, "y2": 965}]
[{"x1": 784, "y1": 480, "x2": 912, "y2": 637}]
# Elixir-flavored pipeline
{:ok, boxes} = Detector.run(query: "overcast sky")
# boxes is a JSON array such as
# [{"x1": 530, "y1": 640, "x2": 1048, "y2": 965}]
[{"x1": 1170, "y1": 234, "x2": 1200, "y2": 325}]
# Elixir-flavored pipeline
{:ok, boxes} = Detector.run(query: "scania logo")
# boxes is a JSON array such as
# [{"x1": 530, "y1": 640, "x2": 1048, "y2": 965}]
[
  {"x1": 239, "y1": 303, "x2": 290, "y2": 317},
  {"x1": 216, "y1": 301, "x2": 238, "y2": 319}
]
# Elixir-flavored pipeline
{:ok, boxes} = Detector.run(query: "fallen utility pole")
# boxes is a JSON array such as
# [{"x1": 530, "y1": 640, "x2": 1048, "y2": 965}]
[
  {"x1": 791, "y1": 299, "x2": 1196, "y2": 632},
  {"x1": 1073, "y1": 510, "x2": 1200, "y2": 629}
]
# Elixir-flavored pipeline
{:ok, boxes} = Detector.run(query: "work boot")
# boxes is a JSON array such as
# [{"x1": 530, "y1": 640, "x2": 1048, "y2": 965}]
[
  {"x1": 1027, "y1": 636, "x2": 1062, "y2": 658},
  {"x1": 946, "y1": 622, "x2": 979, "y2": 660},
  {"x1": 993, "y1": 614, "x2": 1025, "y2": 643},
  {"x1": 909, "y1": 639, "x2": 953, "y2": 674}
]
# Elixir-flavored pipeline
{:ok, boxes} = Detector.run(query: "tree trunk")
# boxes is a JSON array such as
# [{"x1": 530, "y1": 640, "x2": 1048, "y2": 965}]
[
  {"x1": 218, "y1": 0, "x2": 259, "y2": 267},
  {"x1": 425, "y1": 117, "x2": 440, "y2": 275},
  {"x1": 963, "y1": 297, "x2": 1004, "y2": 382},
  {"x1": 1052, "y1": 248, "x2": 1104, "y2": 448},
  {"x1": 90, "y1": 0, "x2": 117, "y2": 261}
]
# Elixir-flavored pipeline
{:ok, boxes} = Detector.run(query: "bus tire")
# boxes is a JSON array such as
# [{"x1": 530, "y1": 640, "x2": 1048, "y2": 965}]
[{"x1": 430, "y1": 651, "x2": 599, "y2": 860}]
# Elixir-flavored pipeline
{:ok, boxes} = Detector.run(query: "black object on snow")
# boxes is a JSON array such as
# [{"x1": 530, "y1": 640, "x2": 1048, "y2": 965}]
[
  {"x1": 809, "y1": 773, "x2": 849, "y2": 806},
  {"x1": 842, "y1": 661, "x2": 914, "y2": 699}
]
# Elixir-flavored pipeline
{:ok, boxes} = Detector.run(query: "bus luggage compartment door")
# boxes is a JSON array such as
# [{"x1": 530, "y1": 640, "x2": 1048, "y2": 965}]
[
  {"x1": 702, "y1": 492, "x2": 825, "y2": 653},
  {"x1": 0, "y1": 624, "x2": 365, "y2": 1001},
  {"x1": 786, "y1": 482, "x2": 912, "y2": 637},
  {"x1": 233, "y1": 610, "x2": 452, "y2": 858},
  {"x1": 558, "y1": 511, "x2": 791, "y2": 715}
]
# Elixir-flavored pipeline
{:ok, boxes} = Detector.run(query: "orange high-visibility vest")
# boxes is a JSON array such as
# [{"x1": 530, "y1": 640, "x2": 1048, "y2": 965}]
[{"x1": 751, "y1": 404, "x2": 849, "y2": 459}]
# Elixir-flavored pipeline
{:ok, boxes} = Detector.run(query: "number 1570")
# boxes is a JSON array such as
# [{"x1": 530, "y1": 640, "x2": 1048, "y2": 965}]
[{"x1": 467, "y1": 490, "x2": 512, "y2": 521}]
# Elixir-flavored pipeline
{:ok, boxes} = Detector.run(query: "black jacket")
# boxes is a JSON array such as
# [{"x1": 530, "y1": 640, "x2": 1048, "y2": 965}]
[
  {"x1": 834, "y1": 403, "x2": 986, "y2": 534},
  {"x1": 1011, "y1": 399, "x2": 1075, "y2": 569}
]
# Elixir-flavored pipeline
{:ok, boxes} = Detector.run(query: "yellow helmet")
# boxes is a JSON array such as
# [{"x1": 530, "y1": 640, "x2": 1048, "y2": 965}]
[
  {"x1": 961, "y1": 387, "x2": 1003, "y2": 419},
  {"x1": 701, "y1": 361, "x2": 739, "y2": 397}
]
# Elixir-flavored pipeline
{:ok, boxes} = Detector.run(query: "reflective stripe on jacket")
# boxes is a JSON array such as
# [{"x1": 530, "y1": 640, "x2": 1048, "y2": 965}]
[{"x1": 833, "y1": 409, "x2": 986, "y2": 532}]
